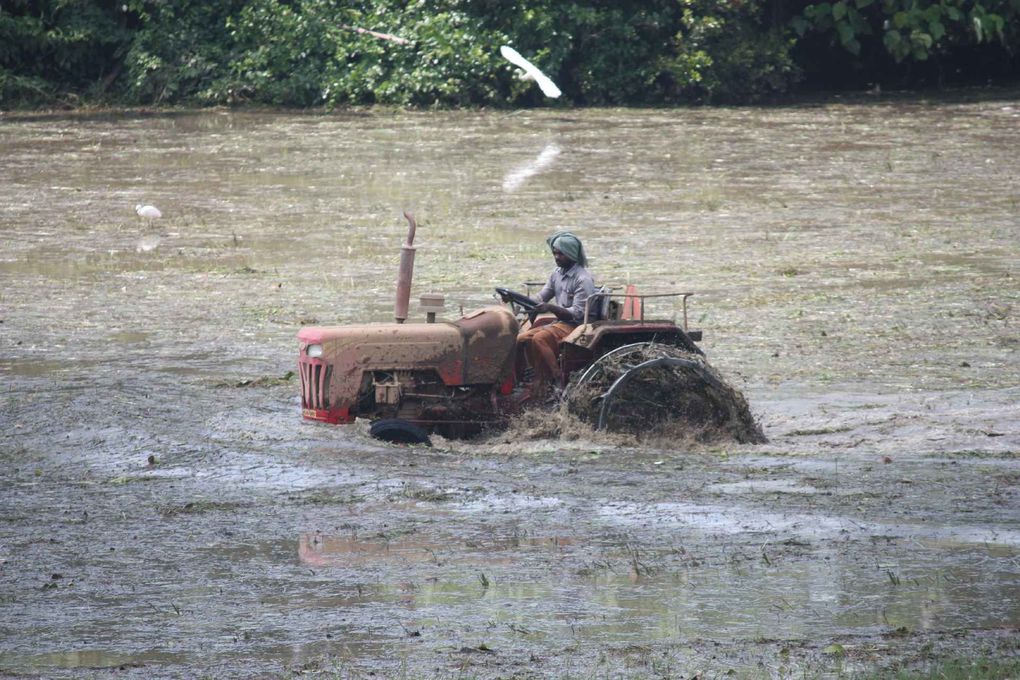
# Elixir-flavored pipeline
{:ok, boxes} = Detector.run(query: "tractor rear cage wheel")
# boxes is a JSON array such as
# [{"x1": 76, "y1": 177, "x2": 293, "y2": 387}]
[
  {"x1": 594, "y1": 356, "x2": 724, "y2": 431},
  {"x1": 569, "y1": 342, "x2": 658, "y2": 393}
]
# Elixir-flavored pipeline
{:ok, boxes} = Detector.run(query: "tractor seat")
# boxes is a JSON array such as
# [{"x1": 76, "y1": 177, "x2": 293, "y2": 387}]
[{"x1": 585, "y1": 286, "x2": 613, "y2": 323}]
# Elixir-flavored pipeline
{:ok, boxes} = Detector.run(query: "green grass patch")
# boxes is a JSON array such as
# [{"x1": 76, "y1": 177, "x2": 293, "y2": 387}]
[
  {"x1": 859, "y1": 657, "x2": 1020, "y2": 679},
  {"x1": 109, "y1": 475, "x2": 164, "y2": 485},
  {"x1": 159, "y1": 500, "x2": 246, "y2": 517},
  {"x1": 789, "y1": 426, "x2": 854, "y2": 436},
  {"x1": 286, "y1": 490, "x2": 366, "y2": 506},
  {"x1": 402, "y1": 486, "x2": 455, "y2": 502}
]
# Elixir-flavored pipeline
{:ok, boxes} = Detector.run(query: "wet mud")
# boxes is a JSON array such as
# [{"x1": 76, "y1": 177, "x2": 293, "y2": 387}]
[{"x1": 1, "y1": 94, "x2": 1019, "y2": 678}]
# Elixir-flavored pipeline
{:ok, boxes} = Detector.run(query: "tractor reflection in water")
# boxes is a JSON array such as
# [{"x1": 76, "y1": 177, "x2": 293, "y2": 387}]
[{"x1": 297, "y1": 214, "x2": 762, "y2": 446}]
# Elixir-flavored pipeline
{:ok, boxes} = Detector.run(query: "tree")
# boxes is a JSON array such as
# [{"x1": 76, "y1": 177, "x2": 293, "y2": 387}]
[{"x1": 792, "y1": 0, "x2": 1020, "y2": 85}]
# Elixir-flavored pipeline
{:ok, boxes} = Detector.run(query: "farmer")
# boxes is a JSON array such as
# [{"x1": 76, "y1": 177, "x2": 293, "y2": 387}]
[{"x1": 504, "y1": 231, "x2": 596, "y2": 400}]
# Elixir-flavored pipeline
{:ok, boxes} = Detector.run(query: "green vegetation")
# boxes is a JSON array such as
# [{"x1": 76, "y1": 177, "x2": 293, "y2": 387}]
[
  {"x1": 159, "y1": 499, "x2": 248, "y2": 516},
  {"x1": 277, "y1": 653, "x2": 1020, "y2": 679},
  {"x1": 2, "y1": 0, "x2": 1017, "y2": 108},
  {"x1": 795, "y1": 0, "x2": 1019, "y2": 64},
  {"x1": 861, "y1": 657, "x2": 1020, "y2": 679}
]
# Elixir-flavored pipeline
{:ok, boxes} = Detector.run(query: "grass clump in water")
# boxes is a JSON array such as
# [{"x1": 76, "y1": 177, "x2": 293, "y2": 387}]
[
  {"x1": 859, "y1": 657, "x2": 1020, "y2": 679},
  {"x1": 159, "y1": 500, "x2": 246, "y2": 516}
]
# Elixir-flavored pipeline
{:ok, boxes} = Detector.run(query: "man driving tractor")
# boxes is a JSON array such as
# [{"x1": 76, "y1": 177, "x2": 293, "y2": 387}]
[
  {"x1": 297, "y1": 215, "x2": 738, "y2": 445},
  {"x1": 502, "y1": 231, "x2": 596, "y2": 401}
]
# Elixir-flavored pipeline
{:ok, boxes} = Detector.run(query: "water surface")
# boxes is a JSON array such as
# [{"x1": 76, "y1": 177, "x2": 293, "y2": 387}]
[{"x1": 1, "y1": 97, "x2": 1018, "y2": 678}]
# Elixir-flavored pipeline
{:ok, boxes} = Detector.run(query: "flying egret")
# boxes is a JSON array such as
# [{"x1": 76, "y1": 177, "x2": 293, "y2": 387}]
[
  {"x1": 499, "y1": 46, "x2": 561, "y2": 99},
  {"x1": 135, "y1": 204, "x2": 162, "y2": 219}
]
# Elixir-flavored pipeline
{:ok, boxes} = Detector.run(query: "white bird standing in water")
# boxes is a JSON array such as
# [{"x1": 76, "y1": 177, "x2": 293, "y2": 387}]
[
  {"x1": 135, "y1": 204, "x2": 162, "y2": 219},
  {"x1": 499, "y1": 46, "x2": 561, "y2": 99}
]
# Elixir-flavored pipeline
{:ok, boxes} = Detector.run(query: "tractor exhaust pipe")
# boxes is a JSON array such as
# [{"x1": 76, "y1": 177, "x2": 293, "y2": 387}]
[{"x1": 394, "y1": 211, "x2": 417, "y2": 323}]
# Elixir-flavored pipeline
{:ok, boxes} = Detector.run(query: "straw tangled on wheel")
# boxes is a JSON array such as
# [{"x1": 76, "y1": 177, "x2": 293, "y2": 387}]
[{"x1": 564, "y1": 344, "x2": 766, "y2": 444}]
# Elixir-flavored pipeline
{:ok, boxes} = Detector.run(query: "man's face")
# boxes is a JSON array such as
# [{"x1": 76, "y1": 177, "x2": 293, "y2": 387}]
[{"x1": 552, "y1": 248, "x2": 573, "y2": 268}]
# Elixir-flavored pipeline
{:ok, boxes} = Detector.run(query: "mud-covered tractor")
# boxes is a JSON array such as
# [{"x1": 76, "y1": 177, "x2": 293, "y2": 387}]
[{"x1": 297, "y1": 214, "x2": 760, "y2": 445}]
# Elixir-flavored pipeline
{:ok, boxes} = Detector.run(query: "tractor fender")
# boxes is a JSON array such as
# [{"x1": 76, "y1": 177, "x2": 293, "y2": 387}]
[{"x1": 563, "y1": 320, "x2": 703, "y2": 357}]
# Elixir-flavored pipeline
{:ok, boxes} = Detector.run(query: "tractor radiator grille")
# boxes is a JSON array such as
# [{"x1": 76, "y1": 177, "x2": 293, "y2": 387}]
[{"x1": 299, "y1": 358, "x2": 331, "y2": 410}]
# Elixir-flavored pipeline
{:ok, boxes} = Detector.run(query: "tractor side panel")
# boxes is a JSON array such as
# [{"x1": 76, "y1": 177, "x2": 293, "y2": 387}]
[{"x1": 453, "y1": 307, "x2": 520, "y2": 384}]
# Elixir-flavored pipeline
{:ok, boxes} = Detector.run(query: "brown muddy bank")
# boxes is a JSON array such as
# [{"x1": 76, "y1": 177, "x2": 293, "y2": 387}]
[{"x1": 1, "y1": 97, "x2": 1019, "y2": 678}]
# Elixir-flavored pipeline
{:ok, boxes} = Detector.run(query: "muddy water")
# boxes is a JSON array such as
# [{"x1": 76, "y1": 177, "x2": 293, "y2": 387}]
[{"x1": 1, "y1": 94, "x2": 1019, "y2": 678}]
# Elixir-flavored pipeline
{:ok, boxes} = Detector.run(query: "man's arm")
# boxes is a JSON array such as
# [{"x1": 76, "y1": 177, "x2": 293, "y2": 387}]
[
  {"x1": 563, "y1": 271, "x2": 596, "y2": 322},
  {"x1": 535, "y1": 270, "x2": 595, "y2": 323},
  {"x1": 531, "y1": 272, "x2": 556, "y2": 305},
  {"x1": 533, "y1": 302, "x2": 573, "y2": 321}
]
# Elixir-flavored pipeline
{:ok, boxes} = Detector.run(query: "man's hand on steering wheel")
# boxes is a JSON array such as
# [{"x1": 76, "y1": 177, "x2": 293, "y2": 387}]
[{"x1": 495, "y1": 287, "x2": 536, "y2": 309}]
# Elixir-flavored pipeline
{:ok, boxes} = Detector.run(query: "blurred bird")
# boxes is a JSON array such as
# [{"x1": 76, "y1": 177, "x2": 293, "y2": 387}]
[
  {"x1": 135, "y1": 204, "x2": 162, "y2": 219},
  {"x1": 499, "y1": 46, "x2": 561, "y2": 99},
  {"x1": 502, "y1": 142, "x2": 562, "y2": 193},
  {"x1": 136, "y1": 235, "x2": 161, "y2": 253}
]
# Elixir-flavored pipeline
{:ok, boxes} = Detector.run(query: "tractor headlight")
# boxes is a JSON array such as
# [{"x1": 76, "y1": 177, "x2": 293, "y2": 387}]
[{"x1": 305, "y1": 344, "x2": 323, "y2": 358}]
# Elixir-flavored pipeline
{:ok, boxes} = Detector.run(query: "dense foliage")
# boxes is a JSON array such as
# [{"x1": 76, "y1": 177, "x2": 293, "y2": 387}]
[
  {"x1": 793, "y1": 0, "x2": 1020, "y2": 85},
  {"x1": 1, "y1": 0, "x2": 1017, "y2": 108}
]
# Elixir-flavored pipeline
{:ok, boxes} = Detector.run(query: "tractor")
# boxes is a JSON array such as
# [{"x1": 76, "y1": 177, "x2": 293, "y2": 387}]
[{"x1": 296, "y1": 214, "x2": 749, "y2": 446}]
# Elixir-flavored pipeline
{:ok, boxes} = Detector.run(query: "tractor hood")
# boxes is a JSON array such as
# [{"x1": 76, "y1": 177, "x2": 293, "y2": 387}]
[{"x1": 298, "y1": 306, "x2": 519, "y2": 408}]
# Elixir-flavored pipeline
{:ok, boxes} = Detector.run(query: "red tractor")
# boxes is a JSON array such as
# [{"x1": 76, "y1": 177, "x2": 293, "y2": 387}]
[{"x1": 298, "y1": 214, "x2": 717, "y2": 445}]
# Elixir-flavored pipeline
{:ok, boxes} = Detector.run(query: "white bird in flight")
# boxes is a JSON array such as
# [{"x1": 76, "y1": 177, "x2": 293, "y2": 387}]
[
  {"x1": 499, "y1": 46, "x2": 561, "y2": 99},
  {"x1": 135, "y1": 204, "x2": 162, "y2": 219}
]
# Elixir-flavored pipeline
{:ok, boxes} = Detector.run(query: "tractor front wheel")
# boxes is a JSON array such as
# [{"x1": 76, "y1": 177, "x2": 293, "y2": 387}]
[{"x1": 369, "y1": 418, "x2": 432, "y2": 446}]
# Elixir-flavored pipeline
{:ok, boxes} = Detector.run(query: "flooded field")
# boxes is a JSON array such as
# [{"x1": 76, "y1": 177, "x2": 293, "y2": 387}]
[{"x1": 1, "y1": 92, "x2": 1019, "y2": 678}]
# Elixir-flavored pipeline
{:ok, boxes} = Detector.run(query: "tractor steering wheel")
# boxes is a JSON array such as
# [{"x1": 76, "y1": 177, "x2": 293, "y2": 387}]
[
  {"x1": 495, "y1": 287, "x2": 540, "y2": 322},
  {"x1": 496, "y1": 287, "x2": 537, "y2": 311}
]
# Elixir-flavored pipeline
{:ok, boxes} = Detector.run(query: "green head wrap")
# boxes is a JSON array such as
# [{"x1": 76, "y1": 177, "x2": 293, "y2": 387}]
[{"x1": 547, "y1": 231, "x2": 587, "y2": 267}]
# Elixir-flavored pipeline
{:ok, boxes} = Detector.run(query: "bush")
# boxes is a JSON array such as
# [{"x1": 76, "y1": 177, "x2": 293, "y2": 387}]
[
  {"x1": 1, "y1": 0, "x2": 1014, "y2": 109},
  {"x1": 792, "y1": 0, "x2": 1020, "y2": 87},
  {"x1": 122, "y1": 0, "x2": 240, "y2": 105},
  {"x1": 661, "y1": 0, "x2": 800, "y2": 102},
  {"x1": 0, "y1": 0, "x2": 131, "y2": 106}
]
